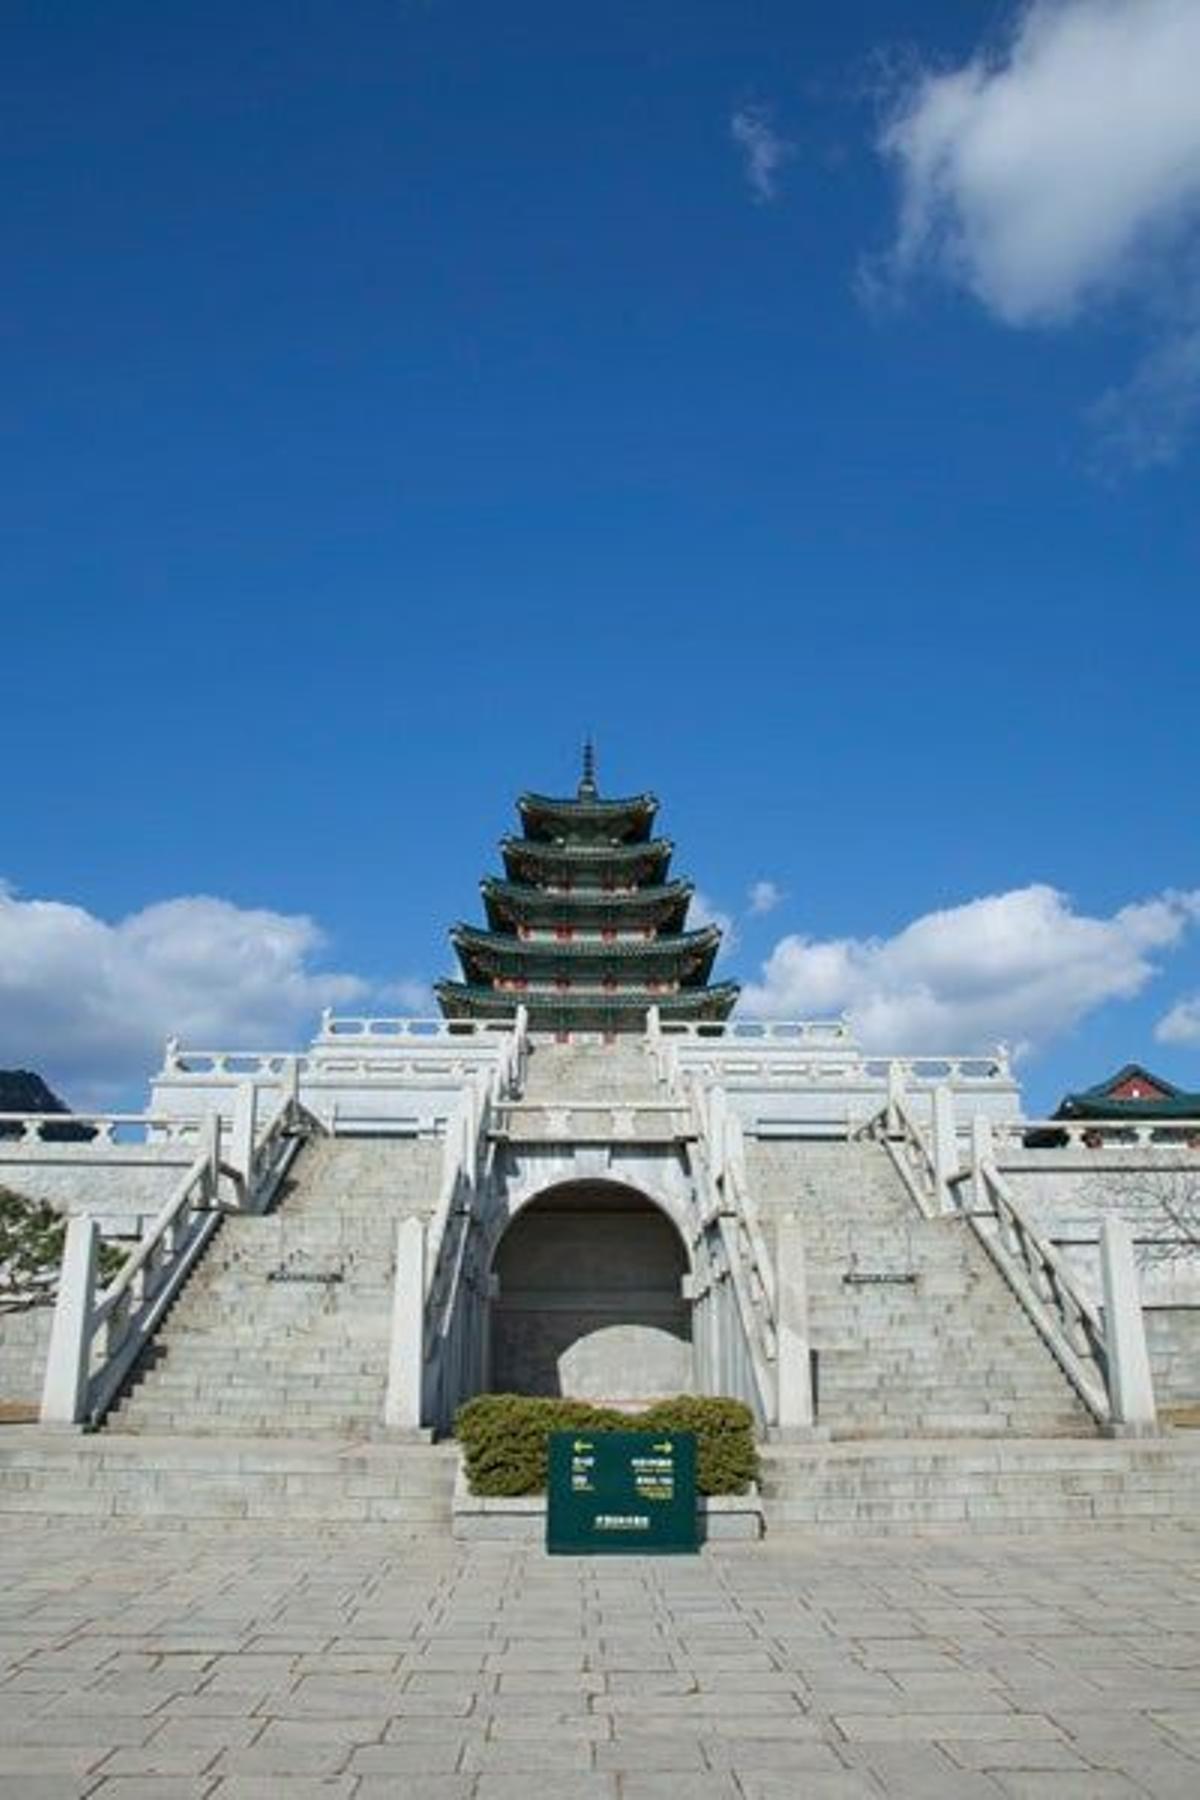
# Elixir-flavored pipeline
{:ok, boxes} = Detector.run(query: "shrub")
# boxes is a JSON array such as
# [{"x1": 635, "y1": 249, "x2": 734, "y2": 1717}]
[{"x1": 454, "y1": 1393, "x2": 758, "y2": 1497}]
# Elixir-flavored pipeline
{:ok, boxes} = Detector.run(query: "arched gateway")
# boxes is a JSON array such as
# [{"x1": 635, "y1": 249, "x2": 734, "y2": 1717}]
[{"x1": 489, "y1": 1180, "x2": 694, "y2": 1402}]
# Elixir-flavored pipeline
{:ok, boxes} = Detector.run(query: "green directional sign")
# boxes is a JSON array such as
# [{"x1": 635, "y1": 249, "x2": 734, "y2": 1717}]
[{"x1": 546, "y1": 1430, "x2": 699, "y2": 1555}]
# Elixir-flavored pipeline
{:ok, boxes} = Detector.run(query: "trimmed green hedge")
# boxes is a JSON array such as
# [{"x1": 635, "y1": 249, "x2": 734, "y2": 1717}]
[{"x1": 455, "y1": 1394, "x2": 758, "y2": 1497}]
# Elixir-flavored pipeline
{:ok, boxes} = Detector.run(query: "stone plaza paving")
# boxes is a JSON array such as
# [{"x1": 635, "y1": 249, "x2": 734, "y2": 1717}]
[{"x1": 1, "y1": 1522, "x2": 1198, "y2": 1799}]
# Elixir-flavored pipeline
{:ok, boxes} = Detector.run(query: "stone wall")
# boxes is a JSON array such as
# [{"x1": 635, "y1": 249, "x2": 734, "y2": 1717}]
[
  {"x1": 0, "y1": 1306, "x2": 52, "y2": 1406},
  {"x1": 1144, "y1": 1308, "x2": 1200, "y2": 1410},
  {"x1": 0, "y1": 1149, "x2": 194, "y2": 1235}
]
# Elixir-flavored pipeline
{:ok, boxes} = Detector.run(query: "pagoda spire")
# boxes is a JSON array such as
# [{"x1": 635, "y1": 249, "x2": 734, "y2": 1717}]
[{"x1": 577, "y1": 737, "x2": 598, "y2": 801}]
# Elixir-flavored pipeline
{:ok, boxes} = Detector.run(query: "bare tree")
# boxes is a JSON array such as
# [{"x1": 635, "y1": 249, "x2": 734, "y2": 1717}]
[{"x1": 1096, "y1": 1165, "x2": 1200, "y2": 1269}]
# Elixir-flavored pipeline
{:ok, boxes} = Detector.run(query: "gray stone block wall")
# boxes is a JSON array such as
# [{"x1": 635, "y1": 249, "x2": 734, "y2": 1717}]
[
  {"x1": 1144, "y1": 1307, "x2": 1200, "y2": 1408},
  {"x1": 0, "y1": 1149, "x2": 191, "y2": 1234},
  {"x1": 0, "y1": 1306, "x2": 51, "y2": 1405}
]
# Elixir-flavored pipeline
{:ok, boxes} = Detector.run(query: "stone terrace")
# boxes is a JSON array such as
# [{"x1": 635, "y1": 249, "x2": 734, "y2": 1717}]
[{"x1": 0, "y1": 1521, "x2": 1198, "y2": 1798}]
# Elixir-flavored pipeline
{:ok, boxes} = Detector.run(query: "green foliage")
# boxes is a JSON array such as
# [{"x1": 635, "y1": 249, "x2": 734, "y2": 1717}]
[
  {"x1": 0, "y1": 1187, "x2": 124, "y2": 1301},
  {"x1": 455, "y1": 1393, "x2": 758, "y2": 1497}
]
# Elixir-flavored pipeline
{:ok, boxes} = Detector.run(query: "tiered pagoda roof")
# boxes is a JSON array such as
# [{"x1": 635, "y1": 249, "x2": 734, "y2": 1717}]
[{"x1": 436, "y1": 747, "x2": 739, "y2": 1035}]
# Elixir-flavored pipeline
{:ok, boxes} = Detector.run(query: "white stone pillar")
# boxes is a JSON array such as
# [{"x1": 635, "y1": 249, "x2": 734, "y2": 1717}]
[
  {"x1": 970, "y1": 1114, "x2": 993, "y2": 1213},
  {"x1": 886, "y1": 1060, "x2": 905, "y2": 1133},
  {"x1": 40, "y1": 1215, "x2": 99, "y2": 1426},
  {"x1": 931, "y1": 1085, "x2": 958, "y2": 1213},
  {"x1": 284, "y1": 1055, "x2": 301, "y2": 1107},
  {"x1": 229, "y1": 1082, "x2": 257, "y2": 1196},
  {"x1": 775, "y1": 1212, "x2": 814, "y2": 1432},
  {"x1": 384, "y1": 1216, "x2": 427, "y2": 1430},
  {"x1": 1101, "y1": 1216, "x2": 1157, "y2": 1436}
]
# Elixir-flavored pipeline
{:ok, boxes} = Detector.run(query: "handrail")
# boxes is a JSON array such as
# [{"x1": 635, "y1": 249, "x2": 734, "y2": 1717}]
[
  {"x1": 316, "y1": 1013, "x2": 521, "y2": 1042},
  {"x1": 0, "y1": 1112, "x2": 201, "y2": 1147},
  {"x1": 663, "y1": 1064, "x2": 778, "y2": 1425},
  {"x1": 40, "y1": 1089, "x2": 319, "y2": 1428},
  {"x1": 857, "y1": 1085, "x2": 1112, "y2": 1425},
  {"x1": 857, "y1": 1095, "x2": 943, "y2": 1221},
  {"x1": 952, "y1": 1158, "x2": 1111, "y2": 1425},
  {"x1": 416, "y1": 1005, "x2": 527, "y2": 1430}
]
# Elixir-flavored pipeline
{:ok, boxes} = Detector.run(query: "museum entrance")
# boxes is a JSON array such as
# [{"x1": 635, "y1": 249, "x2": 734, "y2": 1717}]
[{"x1": 489, "y1": 1180, "x2": 693, "y2": 1402}]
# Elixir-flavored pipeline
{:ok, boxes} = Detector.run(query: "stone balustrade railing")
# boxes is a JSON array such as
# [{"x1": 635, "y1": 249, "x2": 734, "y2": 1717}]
[
  {"x1": 854, "y1": 1080, "x2": 1158, "y2": 1433},
  {"x1": 387, "y1": 1007, "x2": 528, "y2": 1432},
  {"x1": 658, "y1": 1018, "x2": 855, "y2": 1044},
  {"x1": 652, "y1": 1051, "x2": 779, "y2": 1426},
  {"x1": 161, "y1": 1048, "x2": 304, "y2": 1077},
  {"x1": 490, "y1": 1101, "x2": 692, "y2": 1144},
  {"x1": 953, "y1": 1151, "x2": 1113, "y2": 1424},
  {"x1": 991, "y1": 1117, "x2": 1200, "y2": 1153},
  {"x1": 647, "y1": 1009, "x2": 1013, "y2": 1091},
  {"x1": 0, "y1": 1112, "x2": 203, "y2": 1148},
  {"x1": 315, "y1": 1013, "x2": 519, "y2": 1043}
]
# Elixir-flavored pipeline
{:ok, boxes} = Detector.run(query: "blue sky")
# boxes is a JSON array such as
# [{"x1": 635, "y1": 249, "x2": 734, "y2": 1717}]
[{"x1": 2, "y1": 0, "x2": 1199, "y2": 1111}]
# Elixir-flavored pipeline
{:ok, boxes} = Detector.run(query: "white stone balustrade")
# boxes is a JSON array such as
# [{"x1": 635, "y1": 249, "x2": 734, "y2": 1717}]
[
  {"x1": 316, "y1": 1013, "x2": 520, "y2": 1042},
  {"x1": 991, "y1": 1117, "x2": 1200, "y2": 1153},
  {"x1": 490, "y1": 1101, "x2": 692, "y2": 1144},
  {"x1": 0, "y1": 1112, "x2": 200, "y2": 1146}
]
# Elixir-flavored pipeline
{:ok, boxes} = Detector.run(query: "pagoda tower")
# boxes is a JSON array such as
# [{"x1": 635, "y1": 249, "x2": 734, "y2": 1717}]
[{"x1": 435, "y1": 747, "x2": 740, "y2": 1035}]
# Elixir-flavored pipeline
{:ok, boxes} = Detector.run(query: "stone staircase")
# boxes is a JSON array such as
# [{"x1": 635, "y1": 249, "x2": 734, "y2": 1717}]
[
  {"x1": 106, "y1": 1136, "x2": 443, "y2": 1440},
  {"x1": 0, "y1": 1429, "x2": 456, "y2": 1527},
  {"x1": 759, "y1": 1434, "x2": 1200, "y2": 1535},
  {"x1": 745, "y1": 1140, "x2": 1095, "y2": 1439}
]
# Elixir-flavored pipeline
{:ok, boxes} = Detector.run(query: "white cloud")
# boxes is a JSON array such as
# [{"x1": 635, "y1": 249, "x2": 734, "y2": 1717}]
[
  {"x1": 691, "y1": 889, "x2": 739, "y2": 953},
  {"x1": 747, "y1": 879, "x2": 784, "y2": 917},
  {"x1": 731, "y1": 104, "x2": 794, "y2": 204},
  {"x1": 740, "y1": 883, "x2": 1200, "y2": 1055},
  {"x1": 375, "y1": 977, "x2": 436, "y2": 1013},
  {"x1": 0, "y1": 882, "x2": 373, "y2": 1107},
  {"x1": 1156, "y1": 994, "x2": 1200, "y2": 1046},
  {"x1": 874, "y1": 0, "x2": 1200, "y2": 459}
]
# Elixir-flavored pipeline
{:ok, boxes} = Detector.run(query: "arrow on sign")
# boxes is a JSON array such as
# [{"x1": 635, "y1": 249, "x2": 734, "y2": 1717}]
[
  {"x1": 573, "y1": 1440, "x2": 593, "y2": 1453},
  {"x1": 653, "y1": 1441, "x2": 673, "y2": 1454}
]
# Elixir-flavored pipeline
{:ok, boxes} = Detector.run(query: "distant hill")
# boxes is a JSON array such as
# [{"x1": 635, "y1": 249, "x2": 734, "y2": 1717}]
[{"x1": 0, "y1": 1071, "x2": 94, "y2": 1141}]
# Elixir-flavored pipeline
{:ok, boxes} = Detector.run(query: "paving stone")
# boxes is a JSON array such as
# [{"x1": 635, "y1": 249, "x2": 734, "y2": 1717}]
[
  {"x1": 619, "y1": 1778, "x2": 741, "y2": 1799},
  {"x1": 736, "y1": 1778, "x2": 877, "y2": 1800},
  {"x1": 355, "y1": 1784, "x2": 474, "y2": 1800},
  {"x1": 993, "y1": 1777, "x2": 1143, "y2": 1798},
  {"x1": 99, "y1": 1745, "x2": 222, "y2": 1776},
  {"x1": 348, "y1": 1743, "x2": 465, "y2": 1774},
  {"x1": 2, "y1": 1523, "x2": 1200, "y2": 1800},
  {"x1": 211, "y1": 1782, "x2": 356, "y2": 1799}
]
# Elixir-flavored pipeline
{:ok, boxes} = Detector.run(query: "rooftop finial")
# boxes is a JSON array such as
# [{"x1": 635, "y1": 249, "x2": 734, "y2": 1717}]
[{"x1": 578, "y1": 737, "x2": 598, "y2": 800}]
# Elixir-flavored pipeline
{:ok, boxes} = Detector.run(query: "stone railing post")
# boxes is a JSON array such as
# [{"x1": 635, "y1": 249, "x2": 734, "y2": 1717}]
[
  {"x1": 201, "y1": 1110, "x2": 222, "y2": 1194},
  {"x1": 229, "y1": 1082, "x2": 257, "y2": 1195},
  {"x1": 775, "y1": 1212, "x2": 815, "y2": 1433},
  {"x1": 40, "y1": 1215, "x2": 99, "y2": 1425},
  {"x1": 931, "y1": 1085, "x2": 958, "y2": 1213},
  {"x1": 970, "y1": 1114, "x2": 993, "y2": 1212},
  {"x1": 384, "y1": 1216, "x2": 427, "y2": 1430},
  {"x1": 886, "y1": 1060, "x2": 904, "y2": 1133},
  {"x1": 1100, "y1": 1216, "x2": 1157, "y2": 1436}
]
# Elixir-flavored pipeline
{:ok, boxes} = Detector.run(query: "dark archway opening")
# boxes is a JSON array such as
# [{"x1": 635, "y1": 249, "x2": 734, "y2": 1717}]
[{"x1": 490, "y1": 1182, "x2": 693, "y2": 1401}]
